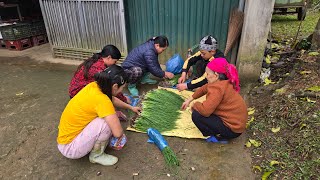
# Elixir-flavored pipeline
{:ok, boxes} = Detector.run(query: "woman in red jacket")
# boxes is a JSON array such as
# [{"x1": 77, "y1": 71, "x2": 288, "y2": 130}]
[
  {"x1": 69, "y1": 45, "x2": 140, "y2": 115},
  {"x1": 181, "y1": 58, "x2": 248, "y2": 141}
]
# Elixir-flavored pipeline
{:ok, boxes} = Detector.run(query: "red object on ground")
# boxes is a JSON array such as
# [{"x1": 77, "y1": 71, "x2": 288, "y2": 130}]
[
  {"x1": 32, "y1": 34, "x2": 48, "y2": 46},
  {"x1": 5, "y1": 38, "x2": 33, "y2": 51}
]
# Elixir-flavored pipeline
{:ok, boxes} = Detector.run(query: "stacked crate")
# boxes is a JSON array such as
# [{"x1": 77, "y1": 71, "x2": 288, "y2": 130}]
[
  {"x1": 30, "y1": 21, "x2": 48, "y2": 46},
  {"x1": 1, "y1": 23, "x2": 33, "y2": 51},
  {"x1": 0, "y1": 21, "x2": 47, "y2": 51}
]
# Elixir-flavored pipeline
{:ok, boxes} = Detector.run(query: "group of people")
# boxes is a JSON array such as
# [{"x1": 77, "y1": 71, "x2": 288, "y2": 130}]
[{"x1": 57, "y1": 35, "x2": 248, "y2": 166}]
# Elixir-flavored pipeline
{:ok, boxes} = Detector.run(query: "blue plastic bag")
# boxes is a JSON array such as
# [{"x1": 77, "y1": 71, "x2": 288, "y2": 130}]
[
  {"x1": 124, "y1": 94, "x2": 140, "y2": 107},
  {"x1": 147, "y1": 128, "x2": 168, "y2": 151},
  {"x1": 165, "y1": 54, "x2": 184, "y2": 75}
]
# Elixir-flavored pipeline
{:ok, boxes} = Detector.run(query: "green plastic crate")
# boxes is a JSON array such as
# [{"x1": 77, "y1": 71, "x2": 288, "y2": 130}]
[
  {"x1": 0, "y1": 23, "x2": 32, "y2": 41},
  {"x1": 31, "y1": 21, "x2": 46, "y2": 36}
]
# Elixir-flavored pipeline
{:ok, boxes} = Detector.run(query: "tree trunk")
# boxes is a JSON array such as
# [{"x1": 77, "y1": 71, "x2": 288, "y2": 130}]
[{"x1": 311, "y1": 17, "x2": 320, "y2": 50}]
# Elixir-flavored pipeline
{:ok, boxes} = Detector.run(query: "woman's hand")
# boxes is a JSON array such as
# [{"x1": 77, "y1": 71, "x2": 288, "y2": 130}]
[
  {"x1": 130, "y1": 106, "x2": 142, "y2": 114},
  {"x1": 177, "y1": 83, "x2": 188, "y2": 91},
  {"x1": 181, "y1": 98, "x2": 194, "y2": 110},
  {"x1": 164, "y1": 71, "x2": 174, "y2": 79},
  {"x1": 178, "y1": 72, "x2": 186, "y2": 83}
]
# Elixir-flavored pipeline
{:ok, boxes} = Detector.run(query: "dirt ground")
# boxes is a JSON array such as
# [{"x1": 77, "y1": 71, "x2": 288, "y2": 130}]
[{"x1": 0, "y1": 54, "x2": 254, "y2": 179}]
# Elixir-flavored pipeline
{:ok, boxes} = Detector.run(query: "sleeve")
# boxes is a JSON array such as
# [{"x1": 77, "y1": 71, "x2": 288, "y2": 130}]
[
  {"x1": 192, "y1": 85, "x2": 224, "y2": 117},
  {"x1": 182, "y1": 51, "x2": 202, "y2": 73},
  {"x1": 192, "y1": 84, "x2": 208, "y2": 99},
  {"x1": 187, "y1": 72, "x2": 208, "y2": 90},
  {"x1": 144, "y1": 50, "x2": 165, "y2": 78},
  {"x1": 95, "y1": 96, "x2": 116, "y2": 118}
]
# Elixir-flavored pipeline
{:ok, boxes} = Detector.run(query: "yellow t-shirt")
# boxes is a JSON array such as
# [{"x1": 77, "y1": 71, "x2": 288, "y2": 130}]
[{"x1": 57, "y1": 82, "x2": 115, "y2": 144}]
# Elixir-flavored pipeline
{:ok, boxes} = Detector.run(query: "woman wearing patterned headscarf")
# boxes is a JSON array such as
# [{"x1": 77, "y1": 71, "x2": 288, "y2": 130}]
[{"x1": 177, "y1": 35, "x2": 225, "y2": 91}]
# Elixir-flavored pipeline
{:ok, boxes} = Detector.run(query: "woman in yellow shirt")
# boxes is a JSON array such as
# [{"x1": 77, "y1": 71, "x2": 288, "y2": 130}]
[{"x1": 57, "y1": 65, "x2": 134, "y2": 166}]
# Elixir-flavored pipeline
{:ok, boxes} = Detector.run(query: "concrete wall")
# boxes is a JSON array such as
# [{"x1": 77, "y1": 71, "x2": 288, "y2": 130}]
[{"x1": 237, "y1": 0, "x2": 275, "y2": 84}]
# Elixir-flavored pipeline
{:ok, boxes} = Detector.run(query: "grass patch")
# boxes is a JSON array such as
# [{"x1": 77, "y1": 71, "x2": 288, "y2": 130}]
[{"x1": 271, "y1": 11, "x2": 320, "y2": 39}]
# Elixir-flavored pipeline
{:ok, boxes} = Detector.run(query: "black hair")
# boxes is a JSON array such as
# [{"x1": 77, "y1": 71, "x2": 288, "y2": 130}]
[
  {"x1": 148, "y1": 35, "x2": 169, "y2": 47},
  {"x1": 209, "y1": 69, "x2": 228, "y2": 80},
  {"x1": 94, "y1": 64, "x2": 127, "y2": 100},
  {"x1": 76, "y1": 45, "x2": 121, "y2": 80},
  {"x1": 218, "y1": 73, "x2": 228, "y2": 80}
]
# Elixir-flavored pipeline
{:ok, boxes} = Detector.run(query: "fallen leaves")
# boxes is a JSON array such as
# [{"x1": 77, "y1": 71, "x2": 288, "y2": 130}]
[
  {"x1": 247, "y1": 108, "x2": 255, "y2": 128},
  {"x1": 248, "y1": 108, "x2": 255, "y2": 115},
  {"x1": 306, "y1": 86, "x2": 320, "y2": 92},
  {"x1": 271, "y1": 127, "x2": 281, "y2": 133},
  {"x1": 275, "y1": 87, "x2": 286, "y2": 94},
  {"x1": 246, "y1": 139, "x2": 262, "y2": 148},
  {"x1": 270, "y1": 160, "x2": 280, "y2": 166},
  {"x1": 245, "y1": 141, "x2": 252, "y2": 148},
  {"x1": 262, "y1": 171, "x2": 274, "y2": 180},
  {"x1": 270, "y1": 160, "x2": 286, "y2": 168},
  {"x1": 299, "y1": 70, "x2": 312, "y2": 75},
  {"x1": 252, "y1": 165, "x2": 262, "y2": 172},
  {"x1": 246, "y1": 117, "x2": 255, "y2": 128},
  {"x1": 300, "y1": 97, "x2": 316, "y2": 103},
  {"x1": 308, "y1": 51, "x2": 319, "y2": 56},
  {"x1": 265, "y1": 55, "x2": 271, "y2": 64},
  {"x1": 264, "y1": 78, "x2": 275, "y2": 86}
]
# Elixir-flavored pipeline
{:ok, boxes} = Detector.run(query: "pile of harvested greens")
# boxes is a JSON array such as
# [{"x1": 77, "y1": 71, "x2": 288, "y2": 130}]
[{"x1": 132, "y1": 89, "x2": 184, "y2": 132}]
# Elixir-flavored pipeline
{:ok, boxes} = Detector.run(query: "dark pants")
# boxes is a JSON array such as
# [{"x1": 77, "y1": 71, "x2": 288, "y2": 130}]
[
  {"x1": 124, "y1": 66, "x2": 143, "y2": 84},
  {"x1": 192, "y1": 110, "x2": 241, "y2": 140}
]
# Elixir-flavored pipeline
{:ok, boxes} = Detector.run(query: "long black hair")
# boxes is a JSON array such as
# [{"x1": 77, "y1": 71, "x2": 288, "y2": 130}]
[
  {"x1": 148, "y1": 35, "x2": 169, "y2": 48},
  {"x1": 94, "y1": 64, "x2": 127, "y2": 100},
  {"x1": 76, "y1": 45, "x2": 121, "y2": 80}
]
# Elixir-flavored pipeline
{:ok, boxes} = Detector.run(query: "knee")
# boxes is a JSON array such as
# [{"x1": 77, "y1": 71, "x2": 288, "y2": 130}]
[
  {"x1": 192, "y1": 110, "x2": 202, "y2": 122},
  {"x1": 93, "y1": 118, "x2": 112, "y2": 136}
]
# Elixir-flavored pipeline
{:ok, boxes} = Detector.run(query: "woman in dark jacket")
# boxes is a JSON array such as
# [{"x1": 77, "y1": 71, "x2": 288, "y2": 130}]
[{"x1": 122, "y1": 36, "x2": 174, "y2": 96}]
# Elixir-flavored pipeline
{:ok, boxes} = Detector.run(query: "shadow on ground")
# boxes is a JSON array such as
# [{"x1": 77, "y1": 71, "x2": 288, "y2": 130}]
[{"x1": 0, "y1": 57, "x2": 254, "y2": 180}]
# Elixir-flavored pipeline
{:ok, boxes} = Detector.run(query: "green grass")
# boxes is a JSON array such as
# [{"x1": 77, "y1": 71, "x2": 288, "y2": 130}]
[
  {"x1": 271, "y1": 11, "x2": 320, "y2": 39},
  {"x1": 134, "y1": 89, "x2": 184, "y2": 132}
]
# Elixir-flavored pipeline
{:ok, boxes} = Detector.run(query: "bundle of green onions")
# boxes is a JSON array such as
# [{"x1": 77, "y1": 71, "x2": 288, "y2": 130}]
[
  {"x1": 147, "y1": 128, "x2": 180, "y2": 168},
  {"x1": 133, "y1": 89, "x2": 184, "y2": 133}
]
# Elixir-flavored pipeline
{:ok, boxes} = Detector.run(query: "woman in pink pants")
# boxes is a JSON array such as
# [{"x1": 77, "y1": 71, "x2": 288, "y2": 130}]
[{"x1": 57, "y1": 65, "x2": 131, "y2": 166}]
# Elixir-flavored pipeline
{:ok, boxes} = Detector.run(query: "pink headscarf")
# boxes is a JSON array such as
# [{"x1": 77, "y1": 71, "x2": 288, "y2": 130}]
[{"x1": 207, "y1": 57, "x2": 240, "y2": 92}]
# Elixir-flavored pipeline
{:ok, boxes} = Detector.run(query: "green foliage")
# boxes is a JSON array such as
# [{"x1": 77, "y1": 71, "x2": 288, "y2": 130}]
[
  {"x1": 296, "y1": 38, "x2": 312, "y2": 50},
  {"x1": 134, "y1": 89, "x2": 184, "y2": 132},
  {"x1": 162, "y1": 146, "x2": 180, "y2": 168}
]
